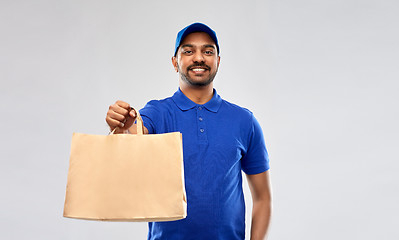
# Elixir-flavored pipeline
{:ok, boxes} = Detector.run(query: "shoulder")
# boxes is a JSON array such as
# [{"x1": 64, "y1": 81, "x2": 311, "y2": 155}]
[
  {"x1": 218, "y1": 98, "x2": 262, "y2": 139},
  {"x1": 141, "y1": 96, "x2": 174, "y2": 111},
  {"x1": 139, "y1": 96, "x2": 176, "y2": 123},
  {"x1": 139, "y1": 96, "x2": 176, "y2": 134},
  {"x1": 220, "y1": 98, "x2": 254, "y2": 120}
]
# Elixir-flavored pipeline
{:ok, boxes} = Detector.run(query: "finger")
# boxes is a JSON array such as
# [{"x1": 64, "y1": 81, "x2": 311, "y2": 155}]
[
  {"x1": 106, "y1": 117, "x2": 124, "y2": 129},
  {"x1": 108, "y1": 110, "x2": 126, "y2": 122},
  {"x1": 110, "y1": 104, "x2": 129, "y2": 116},
  {"x1": 129, "y1": 109, "x2": 136, "y2": 118},
  {"x1": 115, "y1": 100, "x2": 130, "y2": 110}
]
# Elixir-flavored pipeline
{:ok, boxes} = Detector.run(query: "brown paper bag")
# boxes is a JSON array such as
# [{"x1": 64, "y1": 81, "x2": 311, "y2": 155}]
[{"x1": 63, "y1": 111, "x2": 186, "y2": 222}]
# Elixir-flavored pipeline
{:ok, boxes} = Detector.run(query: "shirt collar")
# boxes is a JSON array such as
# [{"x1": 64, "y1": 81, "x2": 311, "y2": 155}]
[{"x1": 172, "y1": 88, "x2": 222, "y2": 113}]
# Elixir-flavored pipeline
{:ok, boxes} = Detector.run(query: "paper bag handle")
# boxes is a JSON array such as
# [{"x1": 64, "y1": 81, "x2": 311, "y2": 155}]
[{"x1": 110, "y1": 107, "x2": 144, "y2": 135}]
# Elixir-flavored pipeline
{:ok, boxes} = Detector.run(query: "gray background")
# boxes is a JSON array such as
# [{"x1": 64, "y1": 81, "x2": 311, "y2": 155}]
[{"x1": 1, "y1": 0, "x2": 398, "y2": 239}]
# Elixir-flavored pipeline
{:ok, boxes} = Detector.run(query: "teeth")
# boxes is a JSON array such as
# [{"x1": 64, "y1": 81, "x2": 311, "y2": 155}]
[{"x1": 192, "y1": 68, "x2": 205, "y2": 72}]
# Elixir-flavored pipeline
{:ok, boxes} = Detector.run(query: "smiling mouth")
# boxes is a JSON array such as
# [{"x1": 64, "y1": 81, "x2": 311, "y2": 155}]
[
  {"x1": 191, "y1": 68, "x2": 207, "y2": 72},
  {"x1": 189, "y1": 66, "x2": 210, "y2": 73}
]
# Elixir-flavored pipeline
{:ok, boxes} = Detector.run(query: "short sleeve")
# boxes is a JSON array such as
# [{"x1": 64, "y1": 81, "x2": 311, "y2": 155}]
[
  {"x1": 241, "y1": 114, "x2": 270, "y2": 175},
  {"x1": 139, "y1": 100, "x2": 160, "y2": 134}
]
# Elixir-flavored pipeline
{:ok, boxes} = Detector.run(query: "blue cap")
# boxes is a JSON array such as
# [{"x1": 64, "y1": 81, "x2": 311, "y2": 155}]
[{"x1": 174, "y1": 22, "x2": 219, "y2": 56}]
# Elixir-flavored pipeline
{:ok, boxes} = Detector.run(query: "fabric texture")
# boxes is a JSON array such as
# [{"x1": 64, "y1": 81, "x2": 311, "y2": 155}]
[
  {"x1": 139, "y1": 88, "x2": 270, "y2": 240},
  {"x1": 174, "y1": 22, "x2": 219, "y2": 56}
]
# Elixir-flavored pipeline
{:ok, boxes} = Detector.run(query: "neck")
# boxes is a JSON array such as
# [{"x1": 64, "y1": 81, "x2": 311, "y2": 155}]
[{"x1": 179, "y1": 81, "x2": 214, "y2": 105}]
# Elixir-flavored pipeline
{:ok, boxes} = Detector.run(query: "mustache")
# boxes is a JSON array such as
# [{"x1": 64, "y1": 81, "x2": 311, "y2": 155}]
[{"x1": 187, "y1": 64, "x2": 210, "y2": 71}]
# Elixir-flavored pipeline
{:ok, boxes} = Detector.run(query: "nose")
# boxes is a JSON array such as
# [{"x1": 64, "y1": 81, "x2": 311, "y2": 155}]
[{"x1": 193, "y1": 51, "x2": 205, "y2": 63}]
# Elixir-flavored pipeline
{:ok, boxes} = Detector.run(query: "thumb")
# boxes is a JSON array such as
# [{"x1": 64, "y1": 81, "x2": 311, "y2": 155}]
[{"x1": 129, "y1": 108, "x2": 137, "y2": 118}]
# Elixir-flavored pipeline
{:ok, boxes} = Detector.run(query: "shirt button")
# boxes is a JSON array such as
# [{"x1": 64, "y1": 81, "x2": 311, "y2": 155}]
[
  {"x1": 199, "y1": 117, "x2": 203, "y2": 121},
  {"x1": 198, "y1": 106, "x2": 202, "y2": 110},
  {"x1": 200, "y1": 128, "x2": 204, "y2": 133}
]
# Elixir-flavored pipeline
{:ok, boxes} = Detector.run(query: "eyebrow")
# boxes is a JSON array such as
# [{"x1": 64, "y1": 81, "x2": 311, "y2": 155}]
[
  {"x1": 181, "y1": 44, "x2": 194, "y2": 48},
  {"x1": 181, "y1": 44, "x2": 216, "y2": 49},
  {"x1": 203, "y1": 44, "x2": 215, "y2": 49}
]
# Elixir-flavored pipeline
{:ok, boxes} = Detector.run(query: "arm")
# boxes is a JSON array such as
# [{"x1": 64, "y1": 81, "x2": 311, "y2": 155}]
[{"x1": 246, "y1": 170, "x2": 272, "y2": 240}]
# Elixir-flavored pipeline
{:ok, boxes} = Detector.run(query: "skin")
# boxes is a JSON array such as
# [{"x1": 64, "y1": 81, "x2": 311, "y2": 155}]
[
  {"x1": 247, "y1": 171, "x2": 273, "y2": 240},
  {"x1": 105, "y1": 32, "x2": 272, "y2": 239},
  {"x1": 172, "y1": 32, "x2": 220, "y2": 104}
]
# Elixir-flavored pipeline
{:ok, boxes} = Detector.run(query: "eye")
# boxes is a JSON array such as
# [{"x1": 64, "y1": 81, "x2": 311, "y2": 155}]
[
  {"x1": 183, "y1": 50, "x2": 193, "y2": 55},
  {"x1": 204, "y1": 50, "x2": 214, "y2": 55}
]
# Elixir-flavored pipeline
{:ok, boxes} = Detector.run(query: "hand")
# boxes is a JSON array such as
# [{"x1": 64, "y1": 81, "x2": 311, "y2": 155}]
[{"x1": 106, "y1": 100, "x2": 137, "y2": 133}]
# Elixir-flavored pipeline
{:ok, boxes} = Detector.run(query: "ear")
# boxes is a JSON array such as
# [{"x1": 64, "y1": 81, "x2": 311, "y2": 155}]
[
  {"x1": 171, "y1": 56, "x2": 179, "y2": 72},
  {"x1": 217, "y1": 56, "x2": 221, "y2": 68}
]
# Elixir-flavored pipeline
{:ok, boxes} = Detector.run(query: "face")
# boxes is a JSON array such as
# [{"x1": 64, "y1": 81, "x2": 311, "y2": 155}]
[{"x1": 172, "y1": 32, "x2": 220, "y2": 87}]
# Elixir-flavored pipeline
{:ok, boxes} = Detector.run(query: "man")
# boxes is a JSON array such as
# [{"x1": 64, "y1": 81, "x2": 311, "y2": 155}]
[{"x1": 106, "y1": 23, "x2": 272, "y2": 240}]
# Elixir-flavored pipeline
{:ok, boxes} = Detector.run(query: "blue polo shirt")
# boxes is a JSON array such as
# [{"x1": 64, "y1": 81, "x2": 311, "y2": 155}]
[{"x1": 139, "y1": 88, "x2": 270, "y2": 240}]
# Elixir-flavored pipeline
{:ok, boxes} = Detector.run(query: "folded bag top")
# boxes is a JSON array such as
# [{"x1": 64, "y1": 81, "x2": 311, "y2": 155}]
[{"x1": 63, "y1": 110, "x2": 186, "y2": 222}]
